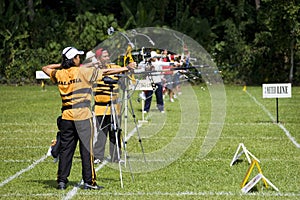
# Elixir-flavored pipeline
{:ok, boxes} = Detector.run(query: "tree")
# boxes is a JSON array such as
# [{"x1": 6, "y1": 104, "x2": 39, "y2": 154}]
[
  {"x1": 1, "y1": 0, "x2": 300, "y2": 85},
  {"x1": 246, "y1": 0, "x2": 300, "y2": 84},
  {"x1": 120, "y1": 0, "x2": 158, "y2": 29},
  {"x1": 0, "y1": 1, "x2": 32, "y2": 82}
]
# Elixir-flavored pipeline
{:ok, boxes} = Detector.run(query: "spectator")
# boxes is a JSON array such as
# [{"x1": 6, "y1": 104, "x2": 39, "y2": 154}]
[
  {"x1": 161, "y1": 49, "x2": 175, "y2": 102},
  {"x1": 143, "y1": 51, "x2": 164, "y2": 113}
]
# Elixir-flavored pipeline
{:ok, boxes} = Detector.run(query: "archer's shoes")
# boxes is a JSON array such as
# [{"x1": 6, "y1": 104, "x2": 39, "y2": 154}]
[
  {"x1": 57, "y1": 182, "x2": 66, "y2": 190},
  {"x1": 83, "y1": 183, "x2": 104, "y2": 190},
  {"x1": 143, "y1": 111, "x2": 148, "y2": 114},
  {"x1": 170, "y1": 98, "x2": 174, "y2": 102},
  {"x1": 94, "y1": 159, "x2": 103, "y2": 164},
  {"x1": 53, "y1": 157, "x2": 59, "y2": 163}
]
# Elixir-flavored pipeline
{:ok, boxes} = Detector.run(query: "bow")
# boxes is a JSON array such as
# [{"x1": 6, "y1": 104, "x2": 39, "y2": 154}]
[
  {"x1": 130, "y1": 29, "x2": 157, "y2": 90},
  {"x1": 120, "y1": 32, "x2": 136, "y2": 84}
]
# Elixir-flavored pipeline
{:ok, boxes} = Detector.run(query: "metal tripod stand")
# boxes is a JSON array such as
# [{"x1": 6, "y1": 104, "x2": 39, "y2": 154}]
[
  {"x1": 119, "y1": 74, "x2": 147, "y2": 163},
  {"x1": 96, "y1": 76, "x2": 134, "y2": 188}
]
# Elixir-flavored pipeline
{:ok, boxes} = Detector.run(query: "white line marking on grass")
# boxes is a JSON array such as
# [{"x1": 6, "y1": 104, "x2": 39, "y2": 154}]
[
  {"x1": 3, "y1": 137, "x2": 52, "y2": 140},
  {"x1": 245, "y1": 90, "x2": 300, "y2": 148},
  {"x1": 3, "y1": 159, "x2": 33, "y2": 163},
  {"x1": 63, "y1": 123, "x2": 142, "y2": 200},
  {"x1": 60, "y1": 191, "x2": 300, "y2": 198},
  {"x1": 0, "y1": 122, "x2": 54, "y2": 126},
  {"x1": 0, "y1": 193, "x2": 61, "y2": 198},
  {"x1": 0, "y1": 146, "x2": 47, "y2": 149},
  {"x1": 277, "y1": 123, "x2": 300, "y2": 148},
  {"x1": 3, "y1": 157, "x2": 298, "y2": 164},
  {"x1": 125, "y1": 123, "x2": 143, "y2": 141},
  {"x1": 62, "y1": 182, "x2": 81, "y2": 200},
  {"x1": 0, "y1": 154, "x2": 49, "y2": 187},
  {"x1": 1, "y1": 130, "x2": 54, "y2": 134},
  {"x1": 62, "y1": 160, "x2": 108, "y2": 200},
  {"x1": 2, "y1": 191, "x2": 300, "y2": 198},
  {"x1": 6, "y1": 190, "x2": 300, "y2": 198}
]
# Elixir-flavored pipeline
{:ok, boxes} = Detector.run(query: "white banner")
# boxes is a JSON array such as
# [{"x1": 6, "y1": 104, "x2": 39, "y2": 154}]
[
  {"x1": 36, "y1": 71, "x2": 50, "y2": 79},
  {"x1": 262, "y1": 83, "x2": 292, "y2": 98},
  {"x1": 130, "y1": 78, "x2": 153, "y2": 91}
]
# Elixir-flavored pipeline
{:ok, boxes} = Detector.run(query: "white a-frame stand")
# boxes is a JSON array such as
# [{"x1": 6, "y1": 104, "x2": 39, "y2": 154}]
[{"x1": 230, "y1": 143, "x2": 260, "y2": 166}]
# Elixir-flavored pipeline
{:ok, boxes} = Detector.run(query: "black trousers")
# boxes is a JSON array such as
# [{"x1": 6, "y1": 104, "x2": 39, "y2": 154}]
[
  {"x1": 93, "y1": 115, "x2": 122, "y2": 162},
  {"x1": 144, "y1": 82, "x2": 164, "y2": 112},
  {"x1": 57, "y1": 118, "x2": 96, "y2": 185}
]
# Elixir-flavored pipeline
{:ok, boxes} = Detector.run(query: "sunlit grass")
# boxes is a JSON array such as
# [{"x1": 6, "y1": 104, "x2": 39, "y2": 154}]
[{"x1": 0, "y1": 84, "x2": 299, "y2": 199}]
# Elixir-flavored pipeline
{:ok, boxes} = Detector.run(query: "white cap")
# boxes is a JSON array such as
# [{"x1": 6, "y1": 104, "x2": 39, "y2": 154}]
[
  {"x1": 62, "y1": 47, "x2": 84, "y2": 59},
  {"x1": 85, "y1": 51, "x2": 95, "y2": 60},
  {"x1": 91, "y1": 57, "x2": 97, "y2": 63},
  {"x1": 150, "y1": 51, "x2": 157, "y2": 58}
]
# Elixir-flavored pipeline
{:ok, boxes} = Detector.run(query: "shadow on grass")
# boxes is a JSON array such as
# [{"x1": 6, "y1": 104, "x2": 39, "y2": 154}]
[
  {"x1": 231, "y1": 159, "x2": 244, "y2": 165},
  {"x1": 99, "y1": 177, "x2": 121, "y2": 183},
  {"x1": 31, "y1": 179, "x2": 79, "y2": 189},
  {"x1": 246, "y1": 185, "x2": 259, "y2": 193},
  {"x1": 255, "y1": 120, "x2": 276, "y2": 124}
]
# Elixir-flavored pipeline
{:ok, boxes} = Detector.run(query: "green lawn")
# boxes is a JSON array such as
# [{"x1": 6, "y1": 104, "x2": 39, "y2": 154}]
[{"x1": 0, "y1": 84, "x2": 299, "y2": 199}]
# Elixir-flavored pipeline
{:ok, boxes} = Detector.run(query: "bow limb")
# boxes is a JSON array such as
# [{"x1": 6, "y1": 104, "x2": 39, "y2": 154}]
[{"x1": 123, "y1": 43, "x2": 136, "y2": 84}]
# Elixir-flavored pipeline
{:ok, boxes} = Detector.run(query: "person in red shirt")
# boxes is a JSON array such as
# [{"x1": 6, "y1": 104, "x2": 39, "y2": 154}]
[{"x1": 161, "y1": 49, "x2": 175, "y2": 102}]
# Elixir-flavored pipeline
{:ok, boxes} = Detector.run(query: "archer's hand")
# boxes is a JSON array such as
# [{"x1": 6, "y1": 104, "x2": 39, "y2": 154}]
[{"x1": 127, "y1": 62, "x2": 137, "y2": 71}]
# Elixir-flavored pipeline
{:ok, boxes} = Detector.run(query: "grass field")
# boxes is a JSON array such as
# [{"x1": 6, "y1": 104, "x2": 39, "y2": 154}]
[{"x1": 0, "y1": 83, "x2": 299, "y2": 199}]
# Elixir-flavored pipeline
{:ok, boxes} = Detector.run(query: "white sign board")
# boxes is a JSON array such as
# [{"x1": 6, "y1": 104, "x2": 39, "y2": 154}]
[
  {"x1": 241, "y1": 173, "x2": 262, "y2": 193},
  {"x1": 36, "y1": 71, "x2": 50, "y2": 79},
  {"x1": 262, "y1": 83, "x2": 291, "y2": 98},
  {"x1": 130, "y1": 78, "x2": 152, "y2": 91},
  {"x1": 241, "y1": 173, "x2": 279, "y2": 193}
]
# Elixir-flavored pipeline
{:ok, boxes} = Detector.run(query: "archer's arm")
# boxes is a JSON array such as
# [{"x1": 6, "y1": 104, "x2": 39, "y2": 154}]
[
  {"x1": 102, "y1": 62, "x2": 136, "y2": 75},
  {"x1": 102, "y1": 67, "x2": 128, "y2": 75},
  {"x1": 42, "y1": 64, "x2": 61, "y2": 76}
]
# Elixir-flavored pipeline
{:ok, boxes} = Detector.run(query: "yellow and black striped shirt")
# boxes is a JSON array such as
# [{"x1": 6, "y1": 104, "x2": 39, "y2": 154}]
[
  {"x1": 50, "y1": 66, "x2": 102, "y2": 120},
  {"x1": 93, "y1": 64, "x2": 121, "y2": 115}
]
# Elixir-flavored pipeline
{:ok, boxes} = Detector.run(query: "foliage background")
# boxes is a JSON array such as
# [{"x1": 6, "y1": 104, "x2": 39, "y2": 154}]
[{"x1": 0, "y1": 0, "x2": 300, "y2": 85}]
